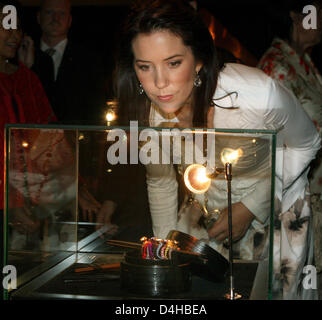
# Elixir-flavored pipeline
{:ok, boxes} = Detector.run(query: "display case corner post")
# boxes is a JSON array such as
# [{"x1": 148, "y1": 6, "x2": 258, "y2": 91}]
[
  {"x1": 3, "y1": 126, "x2": 10, "y2": 300},
  {"x1": 268, "y1": 133, "x2": 277, "y2": 300}
]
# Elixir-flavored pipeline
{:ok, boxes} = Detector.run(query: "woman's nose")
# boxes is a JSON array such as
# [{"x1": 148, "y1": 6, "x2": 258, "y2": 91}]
[{"x1": 154, "y1": 68, "x2": 168, "y2": 89}]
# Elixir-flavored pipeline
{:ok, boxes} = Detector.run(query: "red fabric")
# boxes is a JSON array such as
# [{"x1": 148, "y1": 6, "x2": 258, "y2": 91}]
[{"x1": 0, "y1": 63, "x2": 56, "y2": 209}]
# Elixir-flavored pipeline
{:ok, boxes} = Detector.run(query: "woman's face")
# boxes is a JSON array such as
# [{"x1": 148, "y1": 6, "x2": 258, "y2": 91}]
[
  {"x1": 132, "y1": 30, "x2": 202, "y2": 115},
  {"x1": 0, "y1": 13, "x2": 22, "y2": 60}
]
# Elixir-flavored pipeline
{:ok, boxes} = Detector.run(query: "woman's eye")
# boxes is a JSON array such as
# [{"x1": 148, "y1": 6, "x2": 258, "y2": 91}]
[
  {"x1": 169, "y1": 60, "x2": 182, "y2": 68},
  {"x1": 138, "y1": 65, "x2": 150, "y2": 71}
]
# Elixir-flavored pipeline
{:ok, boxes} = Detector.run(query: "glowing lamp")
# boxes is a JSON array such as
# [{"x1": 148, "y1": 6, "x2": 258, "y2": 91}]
[
  {"x1": 183, "y1": 146, "x2": 244, "y2": 300},
  {"x1": 220, "y1": 148, "x2": 243, "y2": 165},
  {"x1": 184, "y1": 164, "x2": 212, "y2": 194},
  {"x1": 105, "y1": 100, "x2": 118, "y2": 125},
  {"x1": 106, "y1": 110, "x2": 116, "y2": 123}
]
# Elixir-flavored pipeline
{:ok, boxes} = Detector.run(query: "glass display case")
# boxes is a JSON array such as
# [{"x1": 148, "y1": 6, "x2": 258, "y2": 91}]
[{"x1": 3, "y1": 123, "x2": 282, "y2": 300}]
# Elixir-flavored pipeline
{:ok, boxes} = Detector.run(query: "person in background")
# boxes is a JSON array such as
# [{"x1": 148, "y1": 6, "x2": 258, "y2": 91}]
[
  {"x1": 1, "y1": 1, "x2": 115, "y2": 264},
  {"x1": 31, "y1": 0, "x2": 116, "y2": 223},
  {"x1": 19, "y1": 0, "x2": 107, "y2": 124},
  {"x1": 258, "y1": 0, "x2": 322, "y2": 275},
  {"x1": 0, "y1": 0, "x2": 55, "y2": 217},
  {"x1": 114, "y1": 0, "x2": 320, "y2": 299},
  {"x1": 18, "y1": 0, "x2": 118, "y2": 235},
  {"x1": 0, "y1": 1, "x2": 54, "y2": 295}
]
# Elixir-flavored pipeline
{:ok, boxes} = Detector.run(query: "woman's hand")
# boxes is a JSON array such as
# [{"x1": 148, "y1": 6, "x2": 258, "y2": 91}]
[
  {"x1": 207, "y1": 202, "x2": 255, "y2": 242},
  {"x1": 78, "y1": 186, "x2": 102, "y2": 222},
  {"x1": 95, "y1": 200, "x2": 119, "y2": 238},
  {"x1": 18, "y1": 35, "x2": 35, "y2": 68}
]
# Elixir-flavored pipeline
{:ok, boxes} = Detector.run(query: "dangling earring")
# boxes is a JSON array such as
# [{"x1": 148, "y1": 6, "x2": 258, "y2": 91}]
[
  {"x1": 139, "y1": 83, "x2": 144, "y2": 95},
  {"x1": 194, "y1": 72, "x2": 202, "y2": 87}
]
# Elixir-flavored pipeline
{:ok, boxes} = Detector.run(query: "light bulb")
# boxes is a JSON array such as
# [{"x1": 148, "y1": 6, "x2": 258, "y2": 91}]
[
  {"x1": 184, "y1": 164, "x2": 211, "y2": 194},
  {"x1": 106, "y1": 110, "x2": 115, "y2": 122},
  {"x1": 220, "y1": 148, "x2": 243, "y2": 165}
]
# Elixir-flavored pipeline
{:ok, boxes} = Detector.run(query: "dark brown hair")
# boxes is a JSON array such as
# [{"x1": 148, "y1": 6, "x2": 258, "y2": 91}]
[{"x1": 114, "y1": 0, "x2": 219, "y2": 126}]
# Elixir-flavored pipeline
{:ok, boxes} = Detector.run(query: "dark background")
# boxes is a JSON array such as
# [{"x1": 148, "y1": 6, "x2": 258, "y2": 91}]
[{"x1": 20, "y1": 0, "x2": 322, "y2": 87}]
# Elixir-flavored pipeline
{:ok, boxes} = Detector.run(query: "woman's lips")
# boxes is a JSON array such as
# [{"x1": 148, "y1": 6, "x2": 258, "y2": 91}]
[
  {"x1": 5, "y1": 43, "x2": 19, "y2": 51},
  {"x1": 157, "y1": 95, "x2": 174, "y2": 102}
]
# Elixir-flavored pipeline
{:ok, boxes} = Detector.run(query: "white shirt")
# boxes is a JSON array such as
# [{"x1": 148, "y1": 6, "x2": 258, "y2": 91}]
[
  {"x1": 148, "y1": 63, "x2": 321, "y2": 239},
  {"x1": 40, "y1": 39, "x2": 68, "y2": 81}
]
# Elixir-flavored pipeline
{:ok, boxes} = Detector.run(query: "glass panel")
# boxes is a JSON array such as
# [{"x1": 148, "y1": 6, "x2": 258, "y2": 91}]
[
  {"x1": 76, "y1": 128, "x2": 154, "y2": 247},
  {"x1": 3, "y1": 124, "x2": 280, "y2": 300},
  {"x1": 270, "y1": 130, "x2": 284, "y2": 300},
  {"x1": 75, "y1": 125, "x2": 276, "y2": 300},
  {"x1": 4, "y1": 128, "x2": 78, "y2": 295}
]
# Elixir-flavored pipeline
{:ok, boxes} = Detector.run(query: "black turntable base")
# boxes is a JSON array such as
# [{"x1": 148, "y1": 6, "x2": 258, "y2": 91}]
[{"x1": 12, "y1": 255, "x2": 258, "y2": 300}]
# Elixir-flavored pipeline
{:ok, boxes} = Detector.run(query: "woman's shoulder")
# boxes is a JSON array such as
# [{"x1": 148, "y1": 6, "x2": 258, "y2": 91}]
[
  {"x1": 218, "y1": 63, "x2": 274, "y2": 92},
  {"x1": 214, "y1": 63, "x2": 292, "y2": 122}
]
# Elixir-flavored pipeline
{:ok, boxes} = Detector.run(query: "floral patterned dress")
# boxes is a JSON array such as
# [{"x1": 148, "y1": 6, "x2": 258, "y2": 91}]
[{"x1": 259, "y1": 38, "x2": 322, "y2": 292}]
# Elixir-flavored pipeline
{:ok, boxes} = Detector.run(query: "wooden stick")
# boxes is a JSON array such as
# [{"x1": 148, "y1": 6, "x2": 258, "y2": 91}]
[
  {"x1": 106, "y1": 239, "x2": 141, "y2": 247},
  {"x1": 74, "y1": 263, "x2": 120, "y2": 273},
  {"x1": 106, "y1": 240, "x2": 140, "y2": 250},
  {"x1": 106, "y1": 243, "x2": 139, "y2": 249}
]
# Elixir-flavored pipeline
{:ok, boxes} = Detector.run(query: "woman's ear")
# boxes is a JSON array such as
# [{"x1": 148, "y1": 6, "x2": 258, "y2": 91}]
[{"x1": 195, "y1": 62, "x2": 203, "y2": 74}]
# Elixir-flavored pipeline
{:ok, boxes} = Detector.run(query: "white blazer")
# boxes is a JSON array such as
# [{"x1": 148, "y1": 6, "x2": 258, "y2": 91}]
[{"x1": 148, "y1": 63, "x2": 321, "y2": 240}]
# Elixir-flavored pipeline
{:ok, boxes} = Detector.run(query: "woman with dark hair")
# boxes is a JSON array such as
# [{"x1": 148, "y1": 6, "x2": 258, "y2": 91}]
[
  {"x1": 116, "y1": 0, "x2": 218, "y2": 126},
  {"x1": 258, "y1": 0, "x2": 322, "y2": 276},
  {"x1": 115, "y1": 0, "x2": 320, "y2": 299}
]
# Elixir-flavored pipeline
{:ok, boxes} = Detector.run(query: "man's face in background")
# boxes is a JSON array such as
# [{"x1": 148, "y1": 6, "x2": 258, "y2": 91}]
[{"x1": 38, "y1": 0, "x2": 72, "y2": 41}]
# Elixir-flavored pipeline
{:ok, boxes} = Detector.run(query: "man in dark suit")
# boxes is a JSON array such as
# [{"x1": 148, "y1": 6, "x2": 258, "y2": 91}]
[{"x1": 31, "y1": 0, "x2": 107, "y2": 124}]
